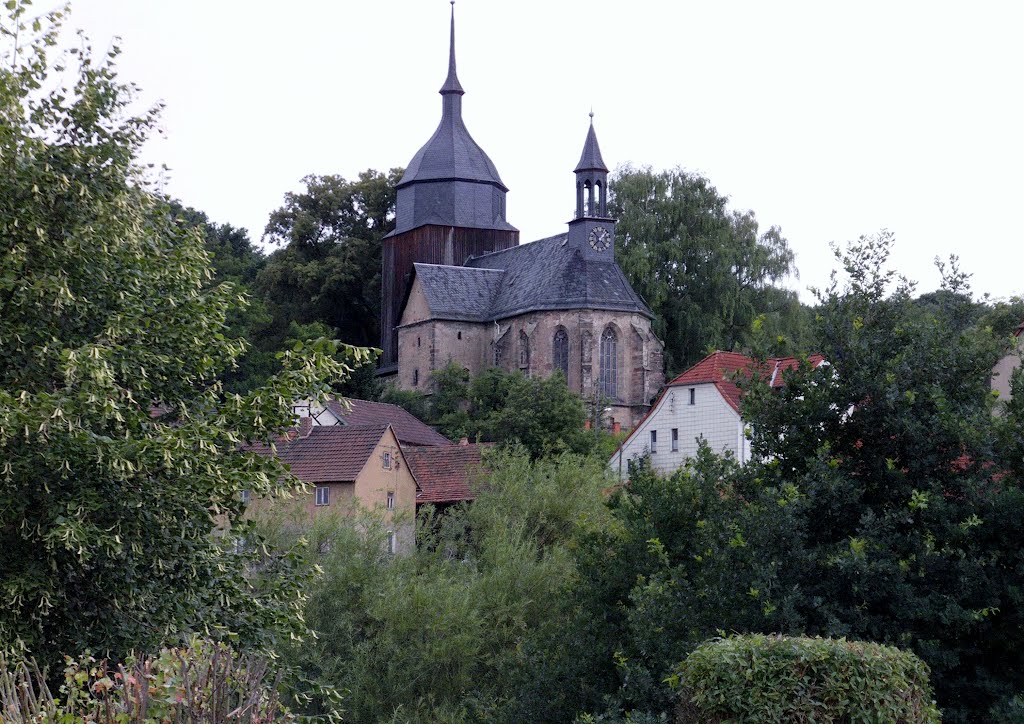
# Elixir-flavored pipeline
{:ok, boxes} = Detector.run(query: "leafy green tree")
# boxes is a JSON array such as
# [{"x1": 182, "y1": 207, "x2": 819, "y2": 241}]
[
  {"x1": 404, "y1": 364, "x2": 592, "y2": 456},
  {"x1": 738, "y1": 232, "x2": 1024, "y2": 722},
  {"x1": 610, "y1": 166, "x2": 806, "y2": 372},
  {"x1": 274, "y1": 448, "x2": 613, "y2": 722},
  {"x1": 166, "y1": 200, "x2": 277, "y2": 393},
  {"x1": 257, "y1": 169, "x2": 402, "y2": 352},
  {"x1": 0, "y1": 3, "x2": 363, "y2": 669}
]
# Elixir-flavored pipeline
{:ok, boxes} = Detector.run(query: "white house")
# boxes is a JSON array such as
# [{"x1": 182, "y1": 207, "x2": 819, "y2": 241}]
[
  {"x1": 609, "y1": 351, "x2": 825, "y2": 480},
  {"x1": 991, "y1": 321, "x2": 1023, "y2": 405}
]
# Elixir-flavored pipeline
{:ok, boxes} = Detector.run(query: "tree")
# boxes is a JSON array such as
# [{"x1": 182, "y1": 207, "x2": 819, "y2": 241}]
[
  {"x1": 400, "y1": 364, "x2": 593, "y2": 457},
  {"x1": 257, "y1": 169, "x2": 402, "y2": 351},
  {"x1": 739, "y1": 232, "x2": 1024, "y2": 722},
  {"x1": 0, "y1": 3, "x2": 363, "y2": 668},
  {"x1": 610, "y1": 166, "x2": 806, "y2": 372}
]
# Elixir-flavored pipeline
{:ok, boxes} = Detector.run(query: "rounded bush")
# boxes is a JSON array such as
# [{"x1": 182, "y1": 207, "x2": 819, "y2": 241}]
[{"x1": 670, "y1": 634, "x2": 940, "y2": 723}]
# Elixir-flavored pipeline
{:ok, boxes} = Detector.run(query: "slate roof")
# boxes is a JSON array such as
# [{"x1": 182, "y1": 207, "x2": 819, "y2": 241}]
[
  {"x1": 575, "y1": 120, "x2": 608, "y2": 172},
  {"x1": 273, "y1": 425, "x2": 390, "y2": 483},
  {"x1": 408, "y1": 234, "x2": 651, "y2": 323},
  {"x1": 396, "y1": 8, "x2": 505, "y2": 193},
  {"x1": 404, "y1": 442, "x2": 489, "y2": 505},
  {"x1": 411, "y1": 264, "x2": 504, "y2": 322},
  {"x1": 324, "y1": 398, "x2": 451, "y2": 447},
  {"x1": 667, "y1": 351, "x2": 827, "y2": 412}
]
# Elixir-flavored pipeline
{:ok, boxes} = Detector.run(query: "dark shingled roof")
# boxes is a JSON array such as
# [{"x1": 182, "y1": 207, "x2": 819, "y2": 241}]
[
  {"x1": 405, "y1": 442, "x2": 489, "y2": 504},
  {"x1": 411, "y1": 264, "x2": 503, "y2": 322},
  {"x1": 406, "y1": 234, "x2": 651, "y2": 322},
  {"x1": 575, "y1": 120, "x2": 608, "y2": 172},
  {"x1": 324, "y1": 398, "x2": 451, "y2": 447}
]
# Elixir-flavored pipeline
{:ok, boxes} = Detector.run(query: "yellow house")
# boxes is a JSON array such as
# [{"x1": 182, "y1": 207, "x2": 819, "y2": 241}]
[{"x1": 259, "y1": 423, "x2": 419, "y2": 554}]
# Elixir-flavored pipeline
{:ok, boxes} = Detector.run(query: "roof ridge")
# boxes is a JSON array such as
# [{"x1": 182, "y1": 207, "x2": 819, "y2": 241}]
[{"x1": 416, "y1": 262, "x2": 505, "y2": 273}]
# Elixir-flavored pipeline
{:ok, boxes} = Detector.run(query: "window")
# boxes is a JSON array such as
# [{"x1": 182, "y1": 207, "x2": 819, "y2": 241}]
[
  {"x1": 689, "y1": 388, "x2": 696, "y2": 405},
  {"x1": 387, "y1": 530, "x2": 396, "y2": 555},
  {"x1": 553, "y1": 328, "x2": 569, "y2": 379},
  {"x1": 599, "y1": 327, "x2": 617, "y2": 400},
  {"x1": 671, "y1": 428, "x2": 679, "y2": 452},
  {"x1": 519, "y1": 330, "x2": 530, "y2": 370},
  {"x1": 413, "y1": 369, "x2": 419, "y2": 386},
  {"x1": 315, "y1": 485, "x2": 330, "y2": 506},
  {"x1": 241, "y1": 489, "x2": 251, "y2": 505},
  {"x1": 417, "y1": 336, "x2": 421, "y2": 347},
  {"x1": 387, "y1": 491, "x2": 395, "y2": 510},
  {"x1": 383, "y1": 451, "x2": 392, "y2": 469},
  {"x1": 457, "y1": 331, "x2": 462, "y2": 340},
  {"x1": 650, "y1": 429, "x2": 658, "y2": 453}
]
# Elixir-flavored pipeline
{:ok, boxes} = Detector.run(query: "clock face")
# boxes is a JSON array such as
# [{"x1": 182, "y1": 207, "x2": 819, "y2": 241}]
[{"x1": 588, "y1": 226, "x2": 611, "y2": 251}]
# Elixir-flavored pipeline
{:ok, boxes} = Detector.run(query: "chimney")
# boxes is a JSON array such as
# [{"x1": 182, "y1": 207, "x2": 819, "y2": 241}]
[{"x1": 459, "y1": 437, "x2": 469, "y2": 446}]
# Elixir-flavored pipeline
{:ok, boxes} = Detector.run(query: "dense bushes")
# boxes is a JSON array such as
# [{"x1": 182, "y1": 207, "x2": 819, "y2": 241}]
[
  {"x1": 0, "y1": 640, "x2": 290, "y2": 723},
  {"x1": 671, "y1": 634, "x2": 940, "y2": 723}
]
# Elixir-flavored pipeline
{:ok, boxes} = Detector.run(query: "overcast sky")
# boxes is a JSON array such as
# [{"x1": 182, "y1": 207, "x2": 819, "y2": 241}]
[{"x1": 63, "y1": 0, "x2": 1023, "y2": 303}]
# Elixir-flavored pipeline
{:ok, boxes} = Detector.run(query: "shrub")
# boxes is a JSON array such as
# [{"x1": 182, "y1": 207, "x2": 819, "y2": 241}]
[
  {"x1": 670, "y1": 634, "x2": 940, "y2": 723},
  {"x1": 0, "y1": 640, "x2": 292, "y2": 722}
]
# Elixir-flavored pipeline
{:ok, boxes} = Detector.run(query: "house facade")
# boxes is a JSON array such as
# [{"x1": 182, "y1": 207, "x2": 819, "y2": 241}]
[
  {"x1": 991, "y1": 321, "x2": 1023, "y2": 404},
  {"x1": 381, "y1": 7, "x2": 664, "y2": 429},
  {"x1": 609, "y1": 351, "x2": 824, "y2": 480},
  {"x1": 250, "y1": 423, "x2": 418, "y2": 554}
]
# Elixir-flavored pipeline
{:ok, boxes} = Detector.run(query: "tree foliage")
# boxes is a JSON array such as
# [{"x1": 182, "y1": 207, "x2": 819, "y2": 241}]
[
  {"x1": 610, "y1": 166, "x2": 808, "y2": 372},
  {"x1": 273, "y1": 448, "x2": 613, "y2": 722},
  {"x1": 0, "y1": 3, "x2": 365, "y2": 669},
  {"x1": 383, "y1": 364, "x2": 593, "y2": 457},
  {"x1": 257, "y1": 169, "x2": 402, "y2": 351},
  {"x1": 570, "y1": 233, "x2": 1024, "y2": 722}
]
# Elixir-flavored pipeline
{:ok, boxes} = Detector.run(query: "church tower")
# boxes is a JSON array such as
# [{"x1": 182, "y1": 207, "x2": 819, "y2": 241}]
[
  {"x1": 567, "y1": 115, "x2": 616, "y2": 261},
  {"x1": 380, "y1": 4, "x2": 519, "y2": 373}
]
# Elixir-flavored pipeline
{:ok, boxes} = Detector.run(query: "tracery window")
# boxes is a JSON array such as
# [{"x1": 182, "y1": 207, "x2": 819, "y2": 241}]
[
  {"x1": 553, "y1": 328, "x2": 569, "y2": 379},
  {"x1": 598, "y1": 327, "x2": 617, "y2": 400},
  {"x1": 519, "y1": 331, "x2": 530, "y2": 371}
]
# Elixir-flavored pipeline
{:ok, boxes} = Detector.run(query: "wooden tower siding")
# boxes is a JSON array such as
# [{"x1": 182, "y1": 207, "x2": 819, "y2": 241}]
[{"x1": 380, "y1": 224, "x2": 519, "y2": 369}]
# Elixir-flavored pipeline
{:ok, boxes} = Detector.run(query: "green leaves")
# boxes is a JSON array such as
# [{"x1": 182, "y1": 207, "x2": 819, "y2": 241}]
[{"x1": 0, "y1": 3, "x2": 362, "y2": 672}]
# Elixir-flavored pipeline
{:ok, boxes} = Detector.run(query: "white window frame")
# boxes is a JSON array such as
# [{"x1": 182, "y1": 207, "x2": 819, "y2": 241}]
[
  {"x1": 671, "y1": 428, "x2": 679, "y2": 452},
  {"x1": 383, "y1": 451, "x2": 392, "y2": 470},
  {"x1": 689, "y1": 388, "x2": 696, "y2": 405},
  {"x1": 387, "y1": 491, "x2": 395, "y2": 510},
  {"x1": 650, "y1": 429, "x2": 658, "y2": 453},
  {"x1": 315, "y1": 485, "x2": 330, "y2": 506}
]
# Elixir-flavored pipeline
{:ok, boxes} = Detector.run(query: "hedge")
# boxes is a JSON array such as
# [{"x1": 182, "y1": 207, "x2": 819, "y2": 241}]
[{"x1": 669, "y1": 634, "x2": 940, "y2": 723}]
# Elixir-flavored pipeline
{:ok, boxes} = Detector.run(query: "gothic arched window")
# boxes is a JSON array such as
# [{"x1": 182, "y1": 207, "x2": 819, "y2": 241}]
[
  {"x1": 553, "y1": 328, "x2": 569, "y2": 379},
  {"x1": 599, "y1": 327, "x2": 617, "y2": 400},
  {"x1": 519, "y1": 330, "x2": 530, "y2": 372}
]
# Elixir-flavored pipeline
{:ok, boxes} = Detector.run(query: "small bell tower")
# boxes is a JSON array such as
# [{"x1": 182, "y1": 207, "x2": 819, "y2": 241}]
[{"x1": 568, "y1": 113, "x2": 616, "y2": 260}]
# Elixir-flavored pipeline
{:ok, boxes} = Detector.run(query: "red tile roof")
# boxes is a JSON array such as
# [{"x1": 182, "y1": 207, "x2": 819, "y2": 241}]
[
  {"x1": 404, "y1": 442, "x2": 489, "y2": 505},
  {"x1": 666, "y1": 351, "x2": 825, "y2": 412},
  {"x1": 272, "y1": 424, "x2": 391, "y2": 483},
  {"x1": 324, "y1": 398, "x2": 451, "y2": 447}
]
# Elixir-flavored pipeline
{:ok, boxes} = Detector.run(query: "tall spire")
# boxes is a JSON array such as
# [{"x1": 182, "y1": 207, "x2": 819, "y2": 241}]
[
  {"x1": 440, "y1": 1, "x2": 464, "y2": 95},
  {"x1": 575, "y1": 112, "x2": 608, "y2": 173}
]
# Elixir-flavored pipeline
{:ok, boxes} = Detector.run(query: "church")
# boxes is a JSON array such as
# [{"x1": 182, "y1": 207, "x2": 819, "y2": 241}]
[{"x1": 380, "y1": 6, "x2": 664, "y2": 428}]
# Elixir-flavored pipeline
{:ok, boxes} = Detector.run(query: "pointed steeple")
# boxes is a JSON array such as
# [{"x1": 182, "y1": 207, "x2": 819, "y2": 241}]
[
  {"x1": 575, "y1": 112, "x2": 608, "y2": 173},
  {"x1": 391, "y1": 2, "x2": 514, "y2": 235},
  {"x1": 440, "y1": 1, "x2": 464, "y2": 95}
]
